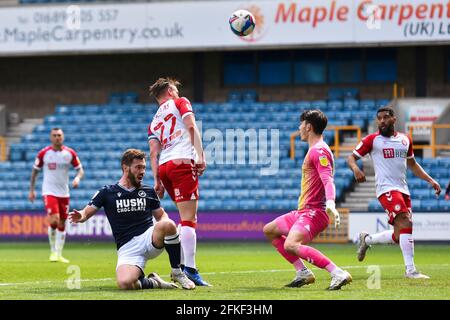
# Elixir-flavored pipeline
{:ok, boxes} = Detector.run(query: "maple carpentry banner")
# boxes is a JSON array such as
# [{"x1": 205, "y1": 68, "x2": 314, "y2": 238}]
[{"x1": 0, "y1": 0, "x2": 449, "y2": 55}]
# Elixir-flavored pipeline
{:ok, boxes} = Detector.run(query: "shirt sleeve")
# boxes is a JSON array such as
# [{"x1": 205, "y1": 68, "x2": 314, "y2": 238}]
[
  {"x1": 149, "y1": 188, "x2": 161, "y2": 211},
  {"x1": 311, "y1": 148, "x2": 336, "y2": 201},
  {"x1": 353, "y1": 134, "x2": 375, "y2": 158},
  {"x1": 147, "y1": 124, "x2": 159, "y2": 142},
  {"x1": 33, "y1": 148, "x2": 46, "y2": 170},
  {"x1": 69, "y1": 149, "x2": 82, "y2": 169},
  {"x1": 88, "y1": 187, "x2": 106, "y2": 210},
  {"x1": 175, "y1": 97, "x2": 194, "y2": 119},
  {"x1": 406, "y1": 134, "x2": 414, "y2": 159}
]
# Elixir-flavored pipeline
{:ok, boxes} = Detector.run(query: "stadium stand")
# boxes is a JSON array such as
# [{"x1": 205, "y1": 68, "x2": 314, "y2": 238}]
[{"x1": 2, "y1": 91, "x2": 447, "y2": 213}]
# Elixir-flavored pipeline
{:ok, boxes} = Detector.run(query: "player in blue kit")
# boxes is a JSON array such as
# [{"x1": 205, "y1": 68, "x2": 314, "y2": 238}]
[{"x1": 69, "y1": 149, "x2": 195, "y2": 290}]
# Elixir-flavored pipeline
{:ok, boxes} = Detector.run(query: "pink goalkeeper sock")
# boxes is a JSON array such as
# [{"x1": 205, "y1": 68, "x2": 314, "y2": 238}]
[
  {"x1": 297, "y1": 245, "x2": 336, "y2": 272},
  {"x1": 272, "y1": 236, "x2": 306, "y2": 271}
]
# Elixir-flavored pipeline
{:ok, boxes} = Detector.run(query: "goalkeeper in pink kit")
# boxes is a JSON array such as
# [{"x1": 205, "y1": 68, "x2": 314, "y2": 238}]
[{"x1": 264, "y1": 110, "x2": 352, "y2": 290}]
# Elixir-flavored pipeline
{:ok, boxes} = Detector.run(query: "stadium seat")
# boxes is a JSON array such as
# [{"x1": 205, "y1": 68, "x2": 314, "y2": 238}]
[
  {"x1": 311, "y1": 100, "x2": 327, "y2": 110},
  {"x1": 376, "y1": 99, "x2": 391, "y2": 108},
  {"x1": 258, "y1": 199, "x2": 274, "y2": 210},
  {"x1": 242, "y1": 90, "x2": 258, "y2": 103},
  {"x1": 296, "y1": 101, "x2": 311, "y2": 111},
  {"x1": 368, "y1": 199, "x2": 383, "y2": 212},
  {"x1": 252, "y1": 189, "x2": 267, "y2": 199},
  {"x1": 216, "y1": 190, "x2": 233, "y2": 200},
  {"x1": 438, "y1": 200, "x2": 450, "y2": 212},
  {"x1": 204, "y1": 199, "x2": 223, "y2": 210},
  {"x1": 359, "y1": 99, "x2": 376, "y2": 111},
  {"x1": 283, "y1": 189, "x2": 299, "y2": 199},
  {"x1": 227, "y1": 91, "x2": 242, "y2": 103},
  {"x1": 343, "y1": 98, "x2": 359, "y2": 110},
  {"x1": 327, "y1": 100, "x2": 343, "y2": 111},
  {"x1": 233, "y1": 190, "x2": 250, "y2": 199},
  {"x1": 327, "y1": 88, "x2": 343, "y2": 100},
  {"x1": 420, "y1": 199, "x2": 439, "y2": 211},
  {"x1": 342, "y1": 88, "x2": 359, "y2": 99},
  {"x1": 3, "y1": 95, "x2": 368, "y2": 213},
  {"x1": 239, "y1": 199, "x2": 257, "y2": 210}
]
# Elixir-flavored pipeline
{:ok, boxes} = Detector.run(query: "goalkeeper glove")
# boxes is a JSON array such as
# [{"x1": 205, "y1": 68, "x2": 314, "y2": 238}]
[{"x1": 326, "y1": 200, "x2": 340, "y2": 229}]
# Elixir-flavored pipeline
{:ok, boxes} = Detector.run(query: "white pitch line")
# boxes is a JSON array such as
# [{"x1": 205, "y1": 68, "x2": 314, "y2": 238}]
[{"x1": 0, "y1": 264, "x2": 448, "y2": 288}]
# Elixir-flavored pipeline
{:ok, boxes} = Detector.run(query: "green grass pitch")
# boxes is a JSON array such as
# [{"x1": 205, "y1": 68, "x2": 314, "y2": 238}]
[{"x1": 0, "y1": 242, "x2": 449, "y2": 300}]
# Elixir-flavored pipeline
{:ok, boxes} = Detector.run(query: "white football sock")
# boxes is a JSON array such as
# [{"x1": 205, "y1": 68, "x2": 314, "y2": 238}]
[
  {"x1": 55, "y1": 230, "x2": 66, "y2": 257},
  {"x1": 399, "y1": 233, "x2": 415, "y2": 273},
  {"x1": 179, "y1": 226, "x2": 197, "y2": 269},
  {"x1": 178, "y1": 224, "x2": 184, "y2": 266},
  {"x1": 48, "y1": 227, "x2": 56, "y2": 253},
  {"x1": 365, "y1": 230, "x2": 395, "y2": 245}
]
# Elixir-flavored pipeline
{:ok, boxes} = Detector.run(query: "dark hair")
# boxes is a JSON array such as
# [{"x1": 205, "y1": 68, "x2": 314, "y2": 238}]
[
  {"x1": 377, "y1": 106, "x2": 395, "y2": 116},
  {"x1": 149, "y1": 77, "x2": 181, "y2": 99},
  {"x1": 121, "y1": 149, "x2": 146, "y2": 167},
  {"x1": 51, "y1": 127, "x2": 63, "y2": 132},
  {"x1": 300, "y1": 110, "x2": 328, "y2": 135}
]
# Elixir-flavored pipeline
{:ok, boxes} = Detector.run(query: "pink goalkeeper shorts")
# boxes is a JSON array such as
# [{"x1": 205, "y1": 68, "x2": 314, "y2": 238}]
[{"x1": 274, "y1": 208, "x2": 330, "y2": 244}]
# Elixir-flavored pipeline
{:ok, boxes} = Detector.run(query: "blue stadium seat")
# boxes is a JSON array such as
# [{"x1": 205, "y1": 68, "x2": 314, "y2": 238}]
[
  {"x1": 258, "y1": 199, "x2": 274, "y2": 210},
  {"x1": 368, "y1": 199, "x2": 383, "y2": 212},
  {"x1": 411, "y1": 189, "x2": 432, "y2": 200},
  {"x1": 411, "y1": 199, "x2": 421, "y2": 211},
  {"x1": 239, "y1": 199, "x2": 257, "y2": 210},
  {"x1": 438, "y1": 200, "x2": 450, "y2": 212},
  {"x1": 283, "y1": 189, "x2": 299, "y2": 199},
  {"x1": 376, "y1": 99, "x2": 391, "y2": 108},
  {"x1": 242, "y1": 90, "x2": 258, "y2": 103},
  {"x1": 201, "y1": 190, "x2": 217, "y2": 199},
  {"x1": 311, "y1": 100, "x2": 327, "y2": 110},
  {"x1": 204, "y1": 199, "x2": 223, "y2": 210},
  {"x1": 252, "y1": 189, "x2": 267, "y2": 199},
  {"x1": 267, "y1": 189, "x2": 283, "y2": 199},
  {"x1": 271, "y1": 199, "x2": 292, "y2": 210},
  {"x1": 327, "y1": 100, "x2": 343, "y2": 111},
  {"x1": 233, "y1": 190, "x2": 250, "y2": 199},
  {"x1": 336, "y1": 111, "x2": 352, "y2": 121},
  {"x1": 228, "y1": 91, "x2": 242, "y2": 103},
  {"x1": 431, "y1": 168, "x2": 449, "y2": 178},
  {"x1": 436, "y1": 158, "x2": 450, "y2": 169},
  {"x1": 420, "y1": 199, "x2": 439, "y2": 211},
  {"x1": 296, "y1": 101, "x2": 311, "y2": 111},
  {"x1": 342, "y1": 88, "x2": 359, "y2": 99},
  {"x1": 343, "y1": 98, "x2": 359, "y2": 110},
  {"x1": 226, "y1": 179, "x2": 243, "y2": 189},
  {"x1": 360, "y1": 99, "x2": 376, "y2": 111},
  {"x1": 327, "y1": 89, "x2": 343, "y2": 100},
  {"x1": 351, "y1": 119, "x2": 366, "y2": 128},
  {"x1": 216, "y1": 189, "x2": 233, "y2": 200}
]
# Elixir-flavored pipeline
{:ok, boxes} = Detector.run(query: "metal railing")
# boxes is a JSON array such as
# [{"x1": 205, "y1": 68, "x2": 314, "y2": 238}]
[
  {"x1": 408, "y1": 124, "x2": 450, "y2": 157},
  {"x1": 290, "y1": 125, "x2": 361, "y2": 159},
  {"x1": 314, "y1": 208, "x2": 349, "y2": 243},
  {"x1": 0, "y1": 136, "x2": 6, "y2": 161}
]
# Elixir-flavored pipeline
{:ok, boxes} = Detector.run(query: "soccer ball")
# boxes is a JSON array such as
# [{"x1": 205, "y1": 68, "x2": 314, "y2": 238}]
[{"x1": 229, "y1": 9, "x2": 256, "y2": 37}]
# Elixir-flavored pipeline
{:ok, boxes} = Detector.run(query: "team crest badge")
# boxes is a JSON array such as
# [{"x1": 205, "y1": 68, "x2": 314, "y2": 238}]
[
  {"x1": 138, "y1": 190, "x2": 146, "y2": 197},
  {"x1": 319, "y1": 156, "x2": 329, "y2": 167}
]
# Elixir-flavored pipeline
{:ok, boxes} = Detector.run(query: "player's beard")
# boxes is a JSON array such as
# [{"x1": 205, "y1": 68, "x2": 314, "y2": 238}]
[
  {"x1": 378, "y1": 124, "x2": 394, "y2": 137},
  {"x1": 128, "y1": 170, "x2": 142, "y2": 189}
]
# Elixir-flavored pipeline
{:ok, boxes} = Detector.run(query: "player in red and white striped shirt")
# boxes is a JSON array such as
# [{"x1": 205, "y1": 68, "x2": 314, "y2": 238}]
[
  {"x1": 147, "y1": 78, "x2": 210, "y2": 286},
  {"x1": 348, "y1": 106, "x2": 441, "y2": 279},
  {"x1": 29, "y1": 128, "x2": 84, "y2": 263}
]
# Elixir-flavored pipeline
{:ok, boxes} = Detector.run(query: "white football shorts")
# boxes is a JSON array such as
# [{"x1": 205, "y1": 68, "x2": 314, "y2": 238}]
[{"x1": 116, "y1": 226, "x2": 164, "y2": 273}]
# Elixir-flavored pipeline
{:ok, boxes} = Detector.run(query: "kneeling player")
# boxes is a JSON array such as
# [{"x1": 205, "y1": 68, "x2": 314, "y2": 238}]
[{"x1": 69, "y1": 149, "x2": 195, "y2": 290}]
